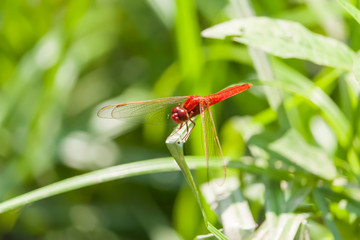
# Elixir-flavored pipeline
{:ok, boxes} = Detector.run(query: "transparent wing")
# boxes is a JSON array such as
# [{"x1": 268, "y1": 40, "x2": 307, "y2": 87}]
[
  {"x1": 200, "y1": 103, "x2": 226, "y2": 184},
  {"x1": 97, "y1": 96, "x2": 189, "y2": 124}
]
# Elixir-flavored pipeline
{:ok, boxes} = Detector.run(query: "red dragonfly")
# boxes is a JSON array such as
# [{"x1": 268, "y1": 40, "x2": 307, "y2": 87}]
[{"x1": 98, "y1": 83, "x2": 252, "y2": 181}]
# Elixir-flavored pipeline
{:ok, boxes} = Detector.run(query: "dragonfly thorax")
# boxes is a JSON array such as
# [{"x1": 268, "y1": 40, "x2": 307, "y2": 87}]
[{"x1": 171, "y1": 105, "x2": 189, "y2": 124}]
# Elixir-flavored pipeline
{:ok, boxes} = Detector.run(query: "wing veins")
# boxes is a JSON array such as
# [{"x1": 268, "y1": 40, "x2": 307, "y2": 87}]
[
  {"x1": 98, "y1": 96, "x2": 189, "y2": 122},
  {"x1": 200, "y1": 103, "x2": 226, "y2": 183}
]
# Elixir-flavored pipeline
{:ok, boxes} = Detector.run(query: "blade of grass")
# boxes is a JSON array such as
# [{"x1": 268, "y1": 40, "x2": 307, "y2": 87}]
[
  {"x1": 166, "y1": 122, "x2": 228, "y2": 240},
  {"x1": 284, "y1": 187, "x2": 312, "y2": 213},
  {"x1": 320, "y1": 187, "x2": 360, "y2": 218},
  {"x1": 273, "y1": 214, "x2": 309, "y2": 240},
  {"x1": 175, "y1": 0, "x2": 203, "y2": 87},
  {"x1": 254, "y1": 61, "x2": 352, "y2": 148},
  {"x1": 336, "y1": 0, "x2": 360, "y2": 24},
  {"x1": 265, "y1": 179, "x2": 285, "y2": 216},
  {"x1": 201, "y1": 177, "x2": 257, "y2": 239},
  {"x1": 0, "y1": 154, "x2": 295, "y2": 216},
  {"x1": 0, "y1": 158, "x2": 184, "y2": 214},
  {"x1": 248, "y1": 213, "x2": 309, "y2": 240},
  {"x1": 313, "y1": 189, "x2": 343, "y2": 240}
]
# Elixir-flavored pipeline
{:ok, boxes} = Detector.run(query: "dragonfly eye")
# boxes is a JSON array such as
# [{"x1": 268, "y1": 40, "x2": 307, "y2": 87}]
[
  {"x1": 171, "y1": 106, "x2": 189, "y2": 123},
  {"x1": 172, "y1": 105, "x2": 181, "y2": 114}
]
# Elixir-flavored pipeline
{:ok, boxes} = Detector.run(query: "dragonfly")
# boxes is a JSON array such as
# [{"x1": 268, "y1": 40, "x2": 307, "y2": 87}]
[{"x1": 97, "y1": 83, "x2": 252, "y2": 181}]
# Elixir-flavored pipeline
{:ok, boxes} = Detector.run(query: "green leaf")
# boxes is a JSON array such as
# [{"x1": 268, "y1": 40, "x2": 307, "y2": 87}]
[
  {"x1": 248, "y1": 213, "x2": 309, "y2": 240},
  {"x1": 265, "y1": 180, "x2": 285, "y2": 215},
  {"x1": 336, "y1": 0, "x2": 360, "y2": 24},
  {"x1": 201, "y1": 177, "x2": 257, "y2": 239},
  {"x1": 313, "y1": 189, "x2": 343, "y2": 240},
  {"x1": 320, "y1": 188, "x2": 360, "y2": 218},
  {"x1": 269, "y1": 130, "x2": 337, "y2": 180},
  {"x1": 0, "y1": 157, "x2": 184, "y2": 215},
  {"x1": 175, "y1": 0, "x2": 204, "y2": 85},
  {"x1": 166, "y1": 122, "x2": 228, "y2": 240},
  {"x1": 284, "y1": 187, "x2": 312, "y2": 213},
  {"x1": 0, "y1": 154, "x2": 295, "y2": 218},
  {"x1": 273, "y1": 214, "x2": 309, "y2": 240},
  {"x1": 273, "y1": 60, "x2": 352, "y2": 147},
  {"x1": 202, "y1": 17, "x2": 357, "y2": 71}
]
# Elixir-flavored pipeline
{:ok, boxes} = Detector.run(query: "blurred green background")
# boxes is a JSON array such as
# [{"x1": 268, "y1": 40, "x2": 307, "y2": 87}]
[{"x1": 1, "y1": 0, "x2": 360, "y2": 239}]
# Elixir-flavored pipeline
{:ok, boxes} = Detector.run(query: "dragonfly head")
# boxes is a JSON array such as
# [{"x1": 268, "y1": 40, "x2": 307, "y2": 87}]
[{"x1": 171, "y1": 105, "x2": 189, "y2": 124}]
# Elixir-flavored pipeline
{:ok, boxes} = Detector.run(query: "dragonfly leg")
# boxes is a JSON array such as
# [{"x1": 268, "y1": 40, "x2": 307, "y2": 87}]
[
  {"x1": 170, "y1": 122, "x2": 184, "y2": 137},
  {"x1": 181, "y1": 119, "x2": 196, "y2": 141},
  {"x1": 180, "y1": 122, "x2": 189, "y2": 141},
  {"x1": 187, "y1": 118, "x2": 196, "y2": 136},
  {"x1": 184, "y1": 111, "x2": 196, "y2": 139}
]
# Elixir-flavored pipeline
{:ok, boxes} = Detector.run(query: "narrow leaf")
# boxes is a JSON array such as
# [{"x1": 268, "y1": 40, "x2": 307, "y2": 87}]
[
  {"x1": 202, "y1": 177, "x2": 257, "y2": 240},
  {"x1": 313, "y1": 190, "x2": 343, "y2": 240},
  {"x1": 0, "y1": 158, "x2": 184, "y2": 214},
  {"x1": 202, "y1": 17, "x2": 357, "y2": 71},
  {"x1": 248, "y1": 213, "x2": 308, "y2": 240},
  {"x1": 166, "y1": 122, "x2": 229, "y2": 240},
  {"x1": 273, "y1": 214, "x2": 309, "y2": 240},
  {"x1": 273, "y1": 60, "x2": 352, "y2": 147},
  {"x1": 285, "y1": 187, "x2": 312, "y2": 213},
  {"x1": 336, "y1": 0, "x2": 360, "y2": 24}
]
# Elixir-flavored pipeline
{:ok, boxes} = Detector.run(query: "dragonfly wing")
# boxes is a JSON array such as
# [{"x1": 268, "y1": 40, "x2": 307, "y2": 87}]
[
  {"x1": 200, "y1": 103, "x2": 226, "y2": 183},
  {"x1": 97, "y1": 96, "x2": 189, "y2": 124}
]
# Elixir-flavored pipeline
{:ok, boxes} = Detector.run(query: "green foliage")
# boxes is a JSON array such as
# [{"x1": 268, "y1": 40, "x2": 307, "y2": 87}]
[{"x1": 1, "y1": 0, "x2": 360, "y2": 239}]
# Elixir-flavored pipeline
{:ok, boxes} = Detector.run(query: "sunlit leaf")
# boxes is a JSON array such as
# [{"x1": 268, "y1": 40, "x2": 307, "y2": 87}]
[
  {"x1": 202, "y1": 177, "x2": 257, "y2": 240},
  {"x1": 269, "y1": 130, "x2": 337, "y2": 180},
  {"x1": 273, "y1": 60, "x2": 352, "y2": 147},
  {"x1": 202, "y1": 17, "x2": 357, "y2": 71},
  {"x1": 248, "y1": 213, "x2": 309, "y2": 240}
]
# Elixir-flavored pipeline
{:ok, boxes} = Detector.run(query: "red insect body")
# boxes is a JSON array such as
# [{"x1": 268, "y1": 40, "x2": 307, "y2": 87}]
[
  {"x1": 98, "y1": 83, "x2": 253, "y2": 183},
  {"x1": 171, "y1": 84, "x2": 252, "y2": 125}
]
